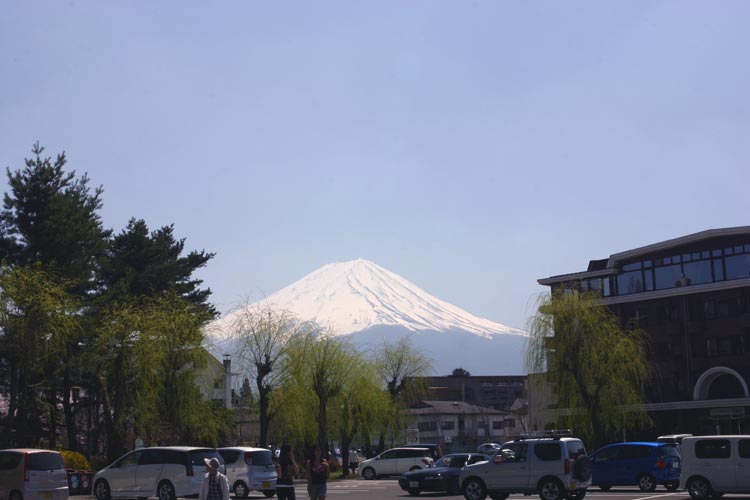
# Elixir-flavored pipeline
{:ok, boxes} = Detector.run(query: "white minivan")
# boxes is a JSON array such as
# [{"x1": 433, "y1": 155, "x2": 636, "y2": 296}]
[
  {"x1": 217, "y1": 447, "x2": 277, "y2": 498},
  {"x1": 0, "y1": 449, "x2": 69, "y2": 500},
  {"x1": 680, "y1": 435, "x2": 750, "y2": 499}
]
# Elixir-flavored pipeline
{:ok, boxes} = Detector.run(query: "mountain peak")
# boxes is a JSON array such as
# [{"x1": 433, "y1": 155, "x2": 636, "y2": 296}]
[{"x1": 217, "y1": 259, "x2": 525, "y2": 339}]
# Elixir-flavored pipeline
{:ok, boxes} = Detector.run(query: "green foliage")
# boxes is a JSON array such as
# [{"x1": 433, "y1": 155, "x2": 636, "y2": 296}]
[
  {"x1": 526, "y1": 290, "x2": 653, "y2": 447},
  {"x1": 59, "y1": 449, "x2": 91, "y2": 470}
]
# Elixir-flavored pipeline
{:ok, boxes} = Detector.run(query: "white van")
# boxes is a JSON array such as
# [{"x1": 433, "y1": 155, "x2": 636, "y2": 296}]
[
  {"x1": 680, "y1": 435, "x2": 750, "y2": 499},
  {"x1": 217, "y1": 447, "x2": 277, "y2": 498},
  {"x1": 0, "y1": 449, "x2": 69, "y2": 500}
]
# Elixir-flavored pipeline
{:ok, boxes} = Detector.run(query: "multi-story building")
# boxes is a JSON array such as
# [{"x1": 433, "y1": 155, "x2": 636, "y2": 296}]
[
  {"x1": 537, "y1": 227, "x2": 750, "y2": 436},
  {"x1": 425, "y1": 375, "x2": 526, "y2": 411}
]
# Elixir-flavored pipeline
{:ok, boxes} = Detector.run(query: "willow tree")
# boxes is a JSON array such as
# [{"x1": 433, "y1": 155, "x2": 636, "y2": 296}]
[{"x1": 526, "y1": 290, "x2": 652, "y2": 448}]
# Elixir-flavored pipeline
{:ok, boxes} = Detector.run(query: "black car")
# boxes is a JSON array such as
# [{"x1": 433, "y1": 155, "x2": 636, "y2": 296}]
[{"x1": 398, "y1": 453, "x2": 491, "y2": 496}]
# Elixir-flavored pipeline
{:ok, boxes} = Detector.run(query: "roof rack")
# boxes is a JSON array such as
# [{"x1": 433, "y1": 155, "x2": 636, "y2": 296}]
[{"x1": 517, "y1": 429, "x2": 573, "y2": 440}]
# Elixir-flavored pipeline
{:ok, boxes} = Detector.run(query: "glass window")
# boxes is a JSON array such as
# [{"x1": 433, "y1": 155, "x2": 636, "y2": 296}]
[
  {"x1": 380, "y1": 450, "x2": 397, "y2": 459},
  {"x1": 441, "y1": 421, "x2": 455, "y2": 430},
  {"x1": 593, "y1": 446, "x2": 619, "y2": 461},
  {"x1": 684, "y1": 260, "x2": 712, "y2": 285},
  {"x1": 534, "y1": 443, "x2": 562, "y2": 461},
  {"x1": 659, "y1": 445, "x2": 680, "y2": 457},
  {"x1": 116, "y1": 451, "x2": 141, "y2": 468},
  {"x1": 725, "y1": 254, "x2": 750, "y2": 280},
  {"x1": 644, "y1": 269, "x2": 654, "y2": 291},
  {"x1": 623, "y1": 262, "x2": 641, "y2": 271},
  {"x1": 492, "y1": 421, "x2": 503, "y2": 430},
  {"x1": 618, "y1": 271, "x2": 644, "y2": 295},
  {"x1": 566, "y1": 440, "x2": 587, "y2": 458},
  {"x1": 713, "y1": 259, "x2": 725, "y2": 281},
  {"x1": 713, "y1": 249, "x2": 722, "y2": 257},
  {"x1": 695, "y1": 439, "x2": 731, "y2": 459},
  {"x1": 28, "y1": 452, "x2": 64, "y2": 471},
  {"x1": 739, "y1": 439, "x2": 750, "y2": 458},
  {"x1": 702, "y1": 251, "x2": 710, "y2": 259},
  {"x1": 499, "y1": 443, "x2": 528, "y2": 462},
  {"x1": 655, "y1": 264, "x2": 682, "y2": 290},
  {"x1": 603, "y1": 277, "x2": 611, "y2": 297},
  {"x1": 218, "y1": 450, "x2": 241, "y2": 464},
  {"x1": 0, "y1": 452, "x2": 22, "y2": 470},
  {"x1": 619, "y1": 445, "x2": 652, "y2": 460},
  {"x1": 247, "y1": 450, "x2": 273, "y2": 465}
]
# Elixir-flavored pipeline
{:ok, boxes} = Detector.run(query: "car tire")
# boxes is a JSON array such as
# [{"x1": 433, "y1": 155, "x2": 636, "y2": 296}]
[
  {"x1": 362, "y1": 466, "x2": 376, "y2": 480},
  {"x1": 463, "y1": 477, "x2": 488, "y2": 500},
  {"x1": 94, "y1": 480, "x2": 112, "y2": 500},
  {"x1": 687, "y1": 477, "x2": 712, "y2": 500},
  {"x1": 598, "y1": 485, "x2": 611, "y2": 492},
  {"x1": 638, "y1": 474, "x2": 657, "y2": 492},
  {"x1": 9, "y1": 491, "x2": 23, "y2": 500},
  {"x1": 665, "y1": 481, "x2": 679, "y2": 491},
  {"x1": 233, "y1": 481, "x2": 250, "y2": 499},
  {"x1": 538, "y1": 477, "x2": 565, "y2": 500},
  {"x1": 573, "y1": 456, "x2": 592, "y2": 482},
  {"x1": 262, "y1": 491, "x2": 275, "y2": 498},
  {"x1": 408, "y1": 489, "x2": 420, "y2": 496},
  {"x1": 157, "y1": 480, "x2": 176, "y2": 500},
  {"x1": 568, "y1": 489, "x2": 587, "y2": 500}
]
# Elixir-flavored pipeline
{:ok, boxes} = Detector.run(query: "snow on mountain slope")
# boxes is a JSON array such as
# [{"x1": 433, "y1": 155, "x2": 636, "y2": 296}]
[{"x1": 212, "y1": 259, "x2": 525, "y2": 339}]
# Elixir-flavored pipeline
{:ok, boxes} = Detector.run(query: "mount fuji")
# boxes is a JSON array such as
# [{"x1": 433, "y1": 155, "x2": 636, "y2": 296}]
[{"x1": 205, "y1": 259, "x2": 528, "y2": 375}]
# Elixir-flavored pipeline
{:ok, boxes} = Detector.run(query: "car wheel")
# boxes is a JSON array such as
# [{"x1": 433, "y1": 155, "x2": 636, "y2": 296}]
[
  {"x1": 9, "y1": 491, "x2": 23, "y2": 500},
  {"x1": 598, "y1": 485, "x2": 611, "y2": 492},
  {"x1": 94, "y1": 480, "x2": 112, "y2": 500},
  {"x1": 568, "y1": 489, "x2": 586, "y2": 500},
  {"x1": 157, "y1": 480, "x2": 176, "y2": 500},
  {"x1": 408, "y1": 489, "x2": 420, "y2": 496},
  {"x1": 463, "y1": 478, "x2": 488, "y2": 500},
  {"x1": 362, "y1": 466, "x2": 376, "y2": 480},
  {"x1": 233, "y1": 481, "x2": 250, "y2": 498},
  {"x1": 538, "y1": 477, "x2": 565, "y2": 500},
  {"x1": 262, "y1": 491, "x2": 275, "y2": 498},
  {"x1": 665, "y1": 481, "x2": 679, "y2": 491},
  {"x1": 687, "y1": 477, "x2": 712, "y2": 500},
  {"x1": 638, "y1": 474, "x2": 657, "y2": 492}
]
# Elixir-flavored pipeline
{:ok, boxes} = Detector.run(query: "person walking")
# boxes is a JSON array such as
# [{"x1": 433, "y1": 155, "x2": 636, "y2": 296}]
[
  {"x1": 276, "y1": 444, "x2": 299, "y2": 500},
  {"x1": 199, "y1": 457, "x2": 230, "y2": 500},
  {"x1": 306, "y1": 445, "x2": 329, "y2": 500},
  {"x1": 348, "y1": 448, "x2": 359, "y2": 476}
]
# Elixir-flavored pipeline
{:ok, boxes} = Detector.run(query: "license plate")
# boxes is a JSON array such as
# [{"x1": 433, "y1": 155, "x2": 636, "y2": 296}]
[
  {"x1": 672, "y1": 462, "x2": 679, "y2": 468},
  {"x1": 262, "y1": 481, "x2": 271, "y2": 488},
  {"x1": 42, "y1": 494, "x2": 54, "y2": 500},
  {"x1": 409, "y1": 481, "x2": 419, "y2": 488}
]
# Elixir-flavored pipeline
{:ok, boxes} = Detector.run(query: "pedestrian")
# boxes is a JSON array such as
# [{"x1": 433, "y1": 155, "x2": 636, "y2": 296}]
[
  {"x1": 276, "y1": 444, "x2": 298, "y2": 500},
  {"x1": 306, "y1": 445, "x2": 329, "y2": 500},
  {"x1": 348, "y1": 448, "x2": 359, "y2": 476},
  {"x1": 198, "y1": 457, "x2": 230, "y2": 500}
]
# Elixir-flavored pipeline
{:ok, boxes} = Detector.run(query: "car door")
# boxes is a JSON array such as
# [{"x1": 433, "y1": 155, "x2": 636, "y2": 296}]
[
  {"x1": 620, "y1": 445, "x2": 650, "y2": 484},
  {"x1": 734, "y1": 439, "x2": 750, "y2": 492},
  {"x1": 376, "y1": 450, "x2": 398, "y2": 475},
  {"x1": 109, "y1": 451, "x2": 141, "y2": 496},
  {"x1": 0, "y1": 451, "x2": 21, "y2": 499},
  {"x1": 591, "y1": 445, "x2": 618, "y2": 486},
  {"x1": 694, "y1": 439, "x2": 734, "y2": 491},
  {"x1": 486, "y1": 443, "x2": 529, "y2": 490},
  {"x1": 136, "y1": 449, "x2": 165, "y2": 496}
]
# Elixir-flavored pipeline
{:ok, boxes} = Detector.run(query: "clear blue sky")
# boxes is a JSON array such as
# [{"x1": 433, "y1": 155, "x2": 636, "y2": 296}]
[{"x1": 1, "y1": 1, "x2": 748, "y2": 330}]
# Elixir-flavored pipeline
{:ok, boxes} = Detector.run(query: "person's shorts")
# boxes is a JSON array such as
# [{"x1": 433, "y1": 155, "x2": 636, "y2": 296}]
[{"x1": 307, "y1": 482, "x2": 327, "y2": 498}]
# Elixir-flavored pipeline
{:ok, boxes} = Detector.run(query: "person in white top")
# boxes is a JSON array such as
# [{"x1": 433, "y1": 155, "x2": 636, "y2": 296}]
[
  {"x1": 199, "y1": 457, "x2": 230, "y2": 500},
  {"x1": 348, "y1": 449, "x2": 359, "y2": 475}
]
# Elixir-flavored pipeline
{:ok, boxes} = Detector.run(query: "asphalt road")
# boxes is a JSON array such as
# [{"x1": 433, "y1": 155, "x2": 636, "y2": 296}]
[{"x1": 75, "y1": 482, "x2": 750, "y2": 500}]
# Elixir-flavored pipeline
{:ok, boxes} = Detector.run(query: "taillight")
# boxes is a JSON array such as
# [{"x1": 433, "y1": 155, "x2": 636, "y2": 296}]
[
  {"x1": 655, "y1": 459, "x2": 666, "y2": 468},
  {"x1": 564, "y1": 458, "x2": 570, "y2": 475},
  {"x1": 245, "y1": 452, "x2": 253, "y2": 465},
  {"x1": 24, "y1": 453, "x2": 30, "y2": 481}
]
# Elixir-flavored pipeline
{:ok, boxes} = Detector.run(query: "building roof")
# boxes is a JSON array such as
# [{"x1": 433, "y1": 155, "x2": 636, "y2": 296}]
[{"x1": 408, "y1": 400, "x2": 506, "y2": 416}]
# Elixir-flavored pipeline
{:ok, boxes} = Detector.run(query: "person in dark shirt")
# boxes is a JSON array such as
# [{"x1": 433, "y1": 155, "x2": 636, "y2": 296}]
[
  {"x1": 306, "y1": 445, "x2": 329, "y2": 500},
  {"x1": 276, "y1": 445, "x2": 299, "y2": 500}
]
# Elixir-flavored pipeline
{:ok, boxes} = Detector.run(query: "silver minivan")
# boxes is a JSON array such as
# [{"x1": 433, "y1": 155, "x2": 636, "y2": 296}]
[
  {"x1": 92, "y1": 446, "x2": 223, "y2": 500},
  {"x1": 680, "y1": 435, "x2": 750, "y2": 499},
  {"x1": 218, "y1": 447, "x2": 277, "y2": 498},
  {"x1": 0, "y1": 449, "x2": 69, "y2": 500}
]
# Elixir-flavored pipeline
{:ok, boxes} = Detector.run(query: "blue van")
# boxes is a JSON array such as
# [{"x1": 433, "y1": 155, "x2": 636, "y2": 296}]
[{"x1": 590, "y1": 442, "x2": 681, "y2": 492}]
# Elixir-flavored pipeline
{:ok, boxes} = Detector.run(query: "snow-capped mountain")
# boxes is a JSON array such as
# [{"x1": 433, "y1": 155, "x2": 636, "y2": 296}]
[{"x1": 206, "y1": 259, "x2": 528, "y2": 375}]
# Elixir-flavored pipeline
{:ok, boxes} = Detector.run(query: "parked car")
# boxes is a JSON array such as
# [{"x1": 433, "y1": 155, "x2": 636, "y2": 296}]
[
  {"x1": 0, "y1": 449, "x2": 69, "y2": 500},
  {"x1": 398, "y1": 453, "x2": 490, "y2": 496},
  {"x1": 218, "y1": 447, "x2": 277, "y2": 498},
  {"x1": 477, "y1": 443, "x2": 502, "y2": 456},
  {"x1": 680, "y1": 435, "x2": 750, "y2": 500},
  {"x1": 92, "y1": 446, "x2": 224, "y2": 500},
  {"x1": 459, "y1": 431, "x2": 591, "y2": 500},
  {"x1": 590, "y1": 442, "x2": 680, "y2": 492},
  {"x1": 400, "y1": 443, "x2": 443, "y2": 461},
  {"x1": 359, "y1": 447, "x2": 434, "y2": 480}
]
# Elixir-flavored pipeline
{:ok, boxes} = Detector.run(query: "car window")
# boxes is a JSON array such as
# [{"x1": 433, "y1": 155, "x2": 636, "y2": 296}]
[
  {"x1": 659, "y1": 445, "x2": 680, "y2": 457},
  {"x1": 161, "y1": 450, "x2": 185, "y2": 465},
  {"x1": 619, "y1": 445, "x2": 651, "y2": 460},
  {"x1": 739, "y1": 440, "x2": 750, "y2": 459},
  {"x1": 499, "y1": 443, "x2": 527, "y2": 462},
  {"x1": 189, "y1": 449, "x2": 224, "y2": 467},
  {"x1": 566, "y1": 440, "x2": 587, "y2": 458},
  {"x1": 116, "y1": 451, "x2": 141, "y2": 468},
  {"x1": 0, "y1": 452, "x2": 22, "y2": 470},
  {"x1": 219, "y1": 450, "x2": 241, "y2": 464},
  {"x1": 594, "y1": 446, "x2": 619, "y2": 461},
  {"x1": 29, "y1": 452, "x2": 65, "y2": 470},
  {"x1": 440, "y1": 455, "x2": 467, "y2": 468},
  {"x1": 534, "y1": 443, "x2": 562, "y2": 461},
  {"x1": 379, "y1": 450, "x2": 397, "y2": 460},
  {"x1": 695, "y1": 440, "x2": 731, "y2": 459},
  {"x1": 246, "y1": 450, "x2": 273, "y2": 465},
  {"x1": 139, "y1": 449, "x2": 163, "y2": 465},
  {"x1": 468, "y1": 454, "x2": 489, "y2": 465}
]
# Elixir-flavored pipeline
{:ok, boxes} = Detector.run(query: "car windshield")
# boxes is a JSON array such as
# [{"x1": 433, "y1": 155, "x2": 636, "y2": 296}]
[
  {"x1": 246, "y1": 450, "x2": 273, "y2": 466},
  {"x1": 29, "y1": 452, "x2": 64, "y2": 470}
]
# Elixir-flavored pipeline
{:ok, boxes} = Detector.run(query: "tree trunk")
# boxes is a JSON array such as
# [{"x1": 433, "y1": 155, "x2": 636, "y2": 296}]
[
  {"x1": 63, "y1": 374, "x2": 77, "y2": 451},
  {"x1": 318, "y1": 395, "x2": 328, "y2": 454}
]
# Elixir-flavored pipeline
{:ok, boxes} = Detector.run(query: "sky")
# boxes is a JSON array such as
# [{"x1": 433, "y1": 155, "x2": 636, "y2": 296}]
[{"x1": 1, "y1": 1, "x2": 749, "y2": 331}]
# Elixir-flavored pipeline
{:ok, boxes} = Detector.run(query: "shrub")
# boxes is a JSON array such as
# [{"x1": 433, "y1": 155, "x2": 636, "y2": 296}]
[{"x1": 59, "y1": 450, "x2": 92, "y2": 470}]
